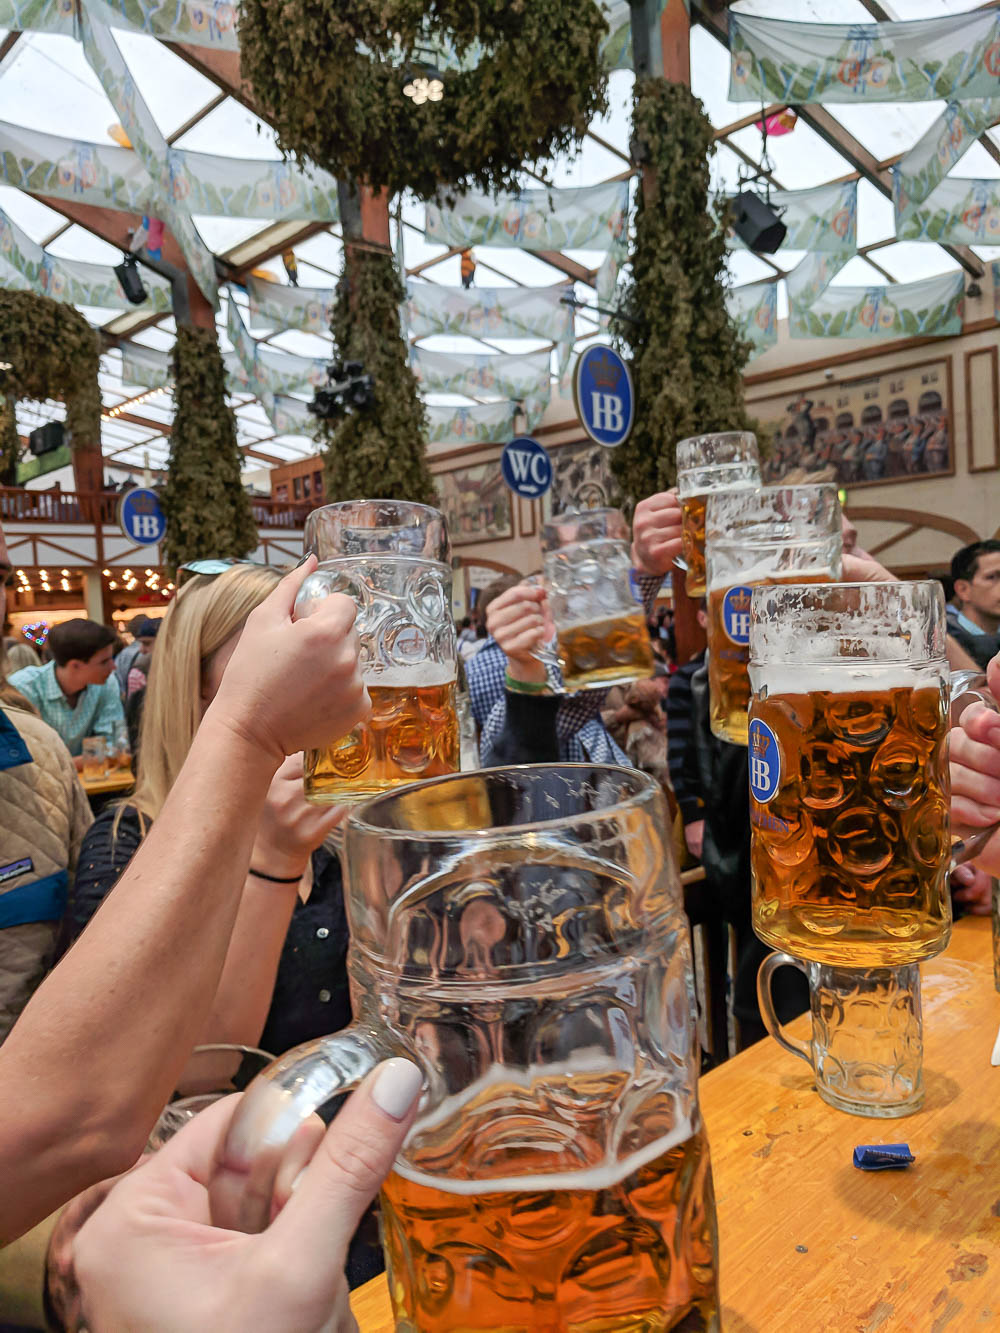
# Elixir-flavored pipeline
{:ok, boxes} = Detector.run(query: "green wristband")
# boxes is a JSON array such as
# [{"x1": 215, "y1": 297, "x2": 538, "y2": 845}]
[{"x1": 505, "y1": 671, "x2": 549, "y2": 695}]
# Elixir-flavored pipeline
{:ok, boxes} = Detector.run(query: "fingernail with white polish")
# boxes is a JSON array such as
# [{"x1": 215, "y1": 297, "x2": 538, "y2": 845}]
[
  {"x1": 291, "y1": 1169, "x2": 306, "y2": 1193},
  {"x1": 371, "y1": 1058, "x2": 423, "y2": 1121}
]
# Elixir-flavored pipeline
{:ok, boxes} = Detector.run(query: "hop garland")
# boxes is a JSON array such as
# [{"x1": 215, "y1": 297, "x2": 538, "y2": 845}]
[
  {"x1": 237, "y1": 0, "x2": 609, "y2": 199},
  {"x1": 611, "y1": 80, "x2": 751, "y2": 503},
  {"x1": 161, "y1": 326, "x2": 258, "y2": 571}
]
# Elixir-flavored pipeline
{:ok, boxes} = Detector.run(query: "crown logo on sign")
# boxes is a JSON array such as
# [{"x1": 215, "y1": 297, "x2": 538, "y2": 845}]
[
  {"x1": 130, "y1": 491, "x2": 156, "y2": 514},
  {"x1": 728, "y1": 587, "x2": 752, "y2": 612},
  {"x1": 590, "y1": 351, "x2": 621, "y2": 390},
  {"x1": 751, "y1": 727, "x2": 769, "y2": 756}
]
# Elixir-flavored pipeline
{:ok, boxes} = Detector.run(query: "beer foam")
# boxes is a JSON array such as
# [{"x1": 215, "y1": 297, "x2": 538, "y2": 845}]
[
  {"x1": 396, "y1": 1060, "x2": 696, "y2": 1197},
  {"x1": 708, "y1": 564, "x2": 835, "y2": 592},
  {"x1": 750, "y1": 664, "x2": 942, "y2": 696},
  {"x1": 363, "y1": 664, "x2": 456, "y2": 688}
]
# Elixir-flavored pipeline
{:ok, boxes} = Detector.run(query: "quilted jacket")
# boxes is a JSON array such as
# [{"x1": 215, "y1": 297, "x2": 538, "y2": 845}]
[{"x1": 0, "y1": 703, "x2": 92, "y2": 1041}]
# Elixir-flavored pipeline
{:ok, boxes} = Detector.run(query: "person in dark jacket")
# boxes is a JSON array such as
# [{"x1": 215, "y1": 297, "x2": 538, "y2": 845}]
[
  {"x1": 947, "y1": 540, "x2": 1000, "y2": 671},
  {"x1": 665, "y1": 601, "x2": 707, "y2": 863}
]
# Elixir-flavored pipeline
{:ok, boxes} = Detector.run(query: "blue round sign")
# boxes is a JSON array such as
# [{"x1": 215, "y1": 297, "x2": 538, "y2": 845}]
[
  {"x1": 119, "y1": 488, "x2": 166, "y2": 547},
  {"x1": 573, "y1": 345, "x2": 634, "y2": 449},
  {"x1": 748, "y1": 718, "x2": 781, "y2": 804},
  {"x1": 501, "y1": 436, "x2": 553, "y2": 498},
  {"x1": 722, "y1": 585, "x2": 753, "y2": 646}
]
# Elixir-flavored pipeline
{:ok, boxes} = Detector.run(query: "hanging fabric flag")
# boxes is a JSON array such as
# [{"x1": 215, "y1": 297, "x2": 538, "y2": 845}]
[
  {"x1": 260, "y1": 391, "x2": 319, "y2": 438},
  {"x1": 789, "y1": 271, "x2": 964, "y2": 340},
  {"x1": 784, "y1": 249, "x2": 854, "y2": 316},
  {"x1": 425, "y1": 399, "x2": 545, "y2": 446},
  {"x1": 87, "y1": 0, "x2": 238, "y2": 50},
  {"x1": 425, "y1": 181, "x2": 628, "y2": 254},
  {"x1": 119, "y1": 341, "x2": 172, "y2": 389},
  {"x1": 78, "y1": 1, "x2": 218, "y2": 304},
  {"x1": 0, "y1": 0, "x2": 76, "y2": 34},
  {"x1": 226, "y1": 295, "x2": 259, "y2": 385},
  {"x1": 0, "y1": 203, "x2": 171, "y2": 311},
  {"x1": 227, "y1": 294, "x2": 329, "y2": 398},
  {"x1": 404, "y1": 282, "x2": 575, "y2": 370},
  {"x1": 729, "y1": 181, "x2": 857, "y2": 253},
  {"x1": 0, "y1": 120, "x2": 152, "y2": 213},
  {"x1": 410, "y1": 346, "x2": 551, "y2": 404},
  {"x1": 727, "y1": 280, "x2": 778, "y2": 358},
  {"x1": 246, "y1": 275, "x2": 334, "y2": 335},
  {"x1": 892, "y1": 100, "x2": 1000, "y2": 222},
  {"x1": 896, "y1": 177, "x2": 1000, "y2": 245},
  {"x1": 729, "y1": 10, "x2": 1000, "y2": 104}
]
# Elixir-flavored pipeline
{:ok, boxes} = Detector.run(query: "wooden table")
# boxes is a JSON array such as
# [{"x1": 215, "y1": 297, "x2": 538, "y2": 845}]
[
  {"x1": 79, "y1": 764, "x2": 134, "y2": 797},
  {"x1": 351, "y1": 917, "x2": 1000, "y2": 1331}
]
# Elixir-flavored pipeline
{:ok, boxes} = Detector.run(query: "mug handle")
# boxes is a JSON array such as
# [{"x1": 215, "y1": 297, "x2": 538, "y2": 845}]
[
  {"x1": 949, "y1": 671, "x2": 1000, "y2": 868},
  {"x1": 208, "y1": 1024, "x2": 393, "y2": 1234},
  {"x1": 757, "y1": 952, "x2": 813, "y2": 1068}
]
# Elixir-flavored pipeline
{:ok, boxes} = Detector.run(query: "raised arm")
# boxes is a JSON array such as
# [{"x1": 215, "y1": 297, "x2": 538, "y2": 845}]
[{"x1": 0, "y1": 561, "x2": 368, "y2": 1242}]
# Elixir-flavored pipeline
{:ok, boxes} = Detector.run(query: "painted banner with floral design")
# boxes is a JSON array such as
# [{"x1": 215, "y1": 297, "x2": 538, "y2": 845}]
[
  {"x1": 165, "y1": 146, "x2": 339, "y2": 221},
  {"x1": 227, "y1": 296, "x2": 328, "y2": 399},
  {"x1": 0, "y1": 120, "x2": 152, "y2": 213},
  {"x1": 785, "y1": 248, "x2": 853, "y2": 315},
  {"x1": 425, "y1": 181, "x2": 628, "y2": 254},
  {"x1": 789, "y1": 271, "x2": 964, "y2": 340},
  {"x1": 404, "y1": 281, "x2": 575, "y2": 368},
  {"x1": 0, "y1": 0, "x2": 76, "y2": 34},
  {"x1": 729, "y1": 180, "x2": 857, "y2": 253},
  {"x1": 260, "y1": 391, "x2": 319, "y2": 438},
  {"x1": 896, "y1": 176, "x2": 1000, "y2": 245},
  {"x1": 89, "y1": 0, "x2": 239, "y2": 48},
  {"x1": 426, "y1": 398, "x2": 545, "y2": 446},
  {"x1": 79, "y1": 2, "x2": 218, "y2": 304},
  {"x1": 729, "y1": 11, "x2": 1000, "y2": 103},
  {"x1": 727, "y1": 280, "x2": 778, "y2": 358},
  {"x1": 120, "y1": 341, "x2": 171, "y2": 389},
  {"x1": 0, "y1": 202, "x2": 171, "y2": 311},
  {"x1": 410, "y1": 346, "x2": 551, "y2": 404},
  {"x1": 246, "y1": 275, "x2": 334, "y2": 335},
  {"x1": 891, "y1": 100, "x2": 1000, "y2": 222}
]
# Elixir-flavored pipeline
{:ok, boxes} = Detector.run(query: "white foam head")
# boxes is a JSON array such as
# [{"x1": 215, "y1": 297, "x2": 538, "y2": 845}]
[{"x1": 363, "y1": 663, "x2": 456, "y2": 688}]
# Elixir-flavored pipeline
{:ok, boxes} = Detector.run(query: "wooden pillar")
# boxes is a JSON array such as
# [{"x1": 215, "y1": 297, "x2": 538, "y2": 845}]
[{"x1": 337, "y1": 182, "x2": 392, "y2": 314}]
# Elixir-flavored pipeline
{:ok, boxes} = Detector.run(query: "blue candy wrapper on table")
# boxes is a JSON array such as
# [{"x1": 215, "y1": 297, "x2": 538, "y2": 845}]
[{"x1": 853, "y1": 1144, "x2": 915, "y2": 1171}]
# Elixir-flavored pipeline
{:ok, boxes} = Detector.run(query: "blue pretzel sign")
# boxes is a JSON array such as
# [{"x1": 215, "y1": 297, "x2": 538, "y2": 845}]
[
  {"x1": 573, "y1": 345, "x2": 634, "y2": 448},
  {"x1": 501, "y1": 436, "x2": 553, "y2": 498},
  {"x1": 119, "y1": 487, "x2": 167, "y2": 546}
]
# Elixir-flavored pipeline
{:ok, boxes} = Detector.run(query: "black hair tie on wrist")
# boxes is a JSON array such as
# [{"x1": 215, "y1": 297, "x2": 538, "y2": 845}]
[{"x1": 248, "y1": 867, "x2": 302, "y2": 884}]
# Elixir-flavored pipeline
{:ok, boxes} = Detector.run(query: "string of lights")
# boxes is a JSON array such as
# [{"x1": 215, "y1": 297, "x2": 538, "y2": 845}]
[{"x1": 103, "y1": 387, "x2": 166, "y2": 420}]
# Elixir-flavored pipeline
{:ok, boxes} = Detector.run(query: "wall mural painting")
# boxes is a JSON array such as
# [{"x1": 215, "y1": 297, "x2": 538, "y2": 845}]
[
  {"x1": 436, "y1": 461, "x2": 513, "y2": 545},
  {"x1": 752, "y1": 359, "x2": 952, "y2": 488},
  {"x1": 549, "y1": 440, "x2": 620, "y2": 515}
]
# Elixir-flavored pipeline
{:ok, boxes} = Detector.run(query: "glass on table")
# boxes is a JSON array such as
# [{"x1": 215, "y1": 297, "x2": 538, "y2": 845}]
[
  {"x1": 533, "y1": 507, "x2": 654, "y2": 692},
  {"x1": 748, "y1": 580, "x2": 998, "y2": 967},
  {"x1": 81, "y1": 736, "x2": 108, "y2": 781},
  {"x1": 109, "y1": 719, "x2": 131, "y2": 770},
  {"x1": 294, "y1": 500, "x2": 459, "y2": 805},
  {"x1": 676, "y1": 430, "x2": 761, "y2": 598},
  {"x1": 758, "y1": 953, "x2": 924, "y2": 1118},
  {"x1": 704, "y1": 484, "x2": 842, "y2": 746},
  {"x1": 212, "y1": 766, "x2": 720, "y2": 1329}
]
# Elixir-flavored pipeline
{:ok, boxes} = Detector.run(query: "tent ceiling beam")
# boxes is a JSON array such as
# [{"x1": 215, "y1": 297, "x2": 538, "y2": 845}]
[{"x1": 167, "y1": 90, "x2": 228, "y2": 146}]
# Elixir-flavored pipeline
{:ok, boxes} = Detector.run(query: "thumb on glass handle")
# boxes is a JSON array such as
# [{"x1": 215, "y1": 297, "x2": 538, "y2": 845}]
[
  {"x1": 757, "y1": 952, "x2": 813, "y2": 1068},
  {"x1": 209, "y1": 1025, "x2": 389, "y2": 1234}
]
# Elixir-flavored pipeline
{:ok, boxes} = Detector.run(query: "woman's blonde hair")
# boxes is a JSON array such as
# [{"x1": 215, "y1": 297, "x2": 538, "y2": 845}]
[{"x1": 129, "y1": 564, "x2": 282, "y2": 823}]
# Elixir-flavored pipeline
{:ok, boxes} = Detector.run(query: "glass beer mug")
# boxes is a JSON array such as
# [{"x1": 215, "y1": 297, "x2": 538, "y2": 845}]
[
  {"x1": 705, "y1": 484, "x2": 842, "y2": 746},
  {"x1": 676, "y1": 431, "x2": 760, "y2": 598},
  {"x1": 757, "y1": 955, "x2": 924, "y2": 1118},
  {"x1": 295, "y1": 500, "x2": 459, "y2": 803},
  {"x1": 537, "y1": 507, "x2": 655, "y2": 691},
  {"x1": 213, "y1": 766, "x2": 720, "y2": 1331},
  {"x1": 748, "y1": 580, "x2": 998, "y2": 967}
]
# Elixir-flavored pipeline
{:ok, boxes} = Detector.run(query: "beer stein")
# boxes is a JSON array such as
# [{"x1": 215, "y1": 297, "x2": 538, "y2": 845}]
[
  {"x1": 748, "y1": 581, "x2": 999, "y2": 967},
  {"x1": 295, "y1": 500, "x2": 459, "y2": 803},
  {"x1": 535, "y1": 507, "x2": 655, "y2": 691},
  {"x1": 758, "y1": 954, "x2": 924, "y2": 1118},
  {"x1": 705, "y1": 484, "x2": 842, "y2": 746},
  {"x1": 213, "y1": 766, "x2": 720, "y2": 1330},
  {"x1": 676, "y1": 431, "x2": 760, "y2": 598}
]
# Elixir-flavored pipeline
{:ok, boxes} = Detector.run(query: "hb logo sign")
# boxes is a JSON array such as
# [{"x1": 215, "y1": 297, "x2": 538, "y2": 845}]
[
  {"x1": 722, "y1": 585, "x2": 753, "y2": 646},
  {"x1": 119, "y1": 488, "x2": 167, "y2": 548},
  {"x1": 748, "y1": 718, "x2": 781, "y2": 803},
  {"x1": 574, "y1": 346, "x2": 634, "y2": 449}
]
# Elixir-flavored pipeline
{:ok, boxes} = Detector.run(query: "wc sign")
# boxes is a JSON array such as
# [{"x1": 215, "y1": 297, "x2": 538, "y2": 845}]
[
  {"x1": 119, "y1": 488, "x2": 166, "y2": 547},
  {"x1": 501, "y1": 437, "x2": 553, "y2": 498},
  {"x1": 573, "y1": 345, "x2": 634, "y2": 449}
]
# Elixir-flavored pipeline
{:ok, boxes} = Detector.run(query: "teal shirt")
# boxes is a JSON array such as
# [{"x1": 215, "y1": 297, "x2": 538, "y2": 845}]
[{"x1": 6, "y1": 660, "x2": 124, "y2": 757}]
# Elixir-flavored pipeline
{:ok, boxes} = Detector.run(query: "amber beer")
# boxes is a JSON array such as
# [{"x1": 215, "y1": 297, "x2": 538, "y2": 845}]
[
  {"x1": 381, "y1": 1116, "x2": 718, "y2": 1331},
  {"x1": 557, "y1": 608, "x2": 655, "y2": 692},
  {"x1": 749, "y1": 678, "x2": 950, "y2": 967},
  {"x1": 676, "y1": 432, "x2": 761, "y2": 598},
  {"x1": 305, "y1": 667, "x2": 459, "y2": 803},
  {"x1": 680, "y1": 493, "x2": 709, "y2": 598},
  {"x1": 707, "y1": 572, "x2": 831, "y2": 746}
]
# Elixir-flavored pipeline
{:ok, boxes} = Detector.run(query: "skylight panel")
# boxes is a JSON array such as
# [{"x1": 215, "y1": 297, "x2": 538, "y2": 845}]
[
  {"x1": 46, "y1": 227, "x2": 123, "y2": 265},
  {"x1": 172, "y1": 98, "x2": 279, "y2": 157},
  {"x1": 831, "y1": 103, "x2": 945, "y2": 163},
  {"x1": 0, "y1": 186, "x2": 65, "y2": 240},
  {"x1": 0, "y1": 35, "x2": 111, "y2": 139},
  {"x1": 730, "y1": 1, "x2": 872, "y2": 17},
  {"x1": 867, "y1": 242, "x2": 962, "y2": 282},
  {"x1": 110, "y1": 29, "x2": 218, "y2": 140},
  {"x1": 728, "y1": 250, "x2": 777, "y2": 284},
  {"x1": 856, "y1": 179, "x2": 898, "y2": 249},
  {"x1": 194, "y1": 216, "x2": 272, "y2": 252}
]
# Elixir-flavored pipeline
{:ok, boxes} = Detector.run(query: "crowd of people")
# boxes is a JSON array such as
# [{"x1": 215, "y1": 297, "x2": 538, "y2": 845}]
[{"x1": 0, "y1": 503, "x2": 998, "y2": 1329}]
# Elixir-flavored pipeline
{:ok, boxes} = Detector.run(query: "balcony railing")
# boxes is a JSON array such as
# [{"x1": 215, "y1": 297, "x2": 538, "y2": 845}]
[{"x1": 0, "y1": 488, "x2": 314, "y2": 531}]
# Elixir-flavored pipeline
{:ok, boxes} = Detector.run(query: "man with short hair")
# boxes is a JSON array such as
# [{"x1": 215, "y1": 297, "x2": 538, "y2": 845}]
[
  {"x1": 8, "y1": 619, "x2": 124, "y2": 760},
  {"x1": 947, "y1": 540, "x2": 1000, "y2": 671}
]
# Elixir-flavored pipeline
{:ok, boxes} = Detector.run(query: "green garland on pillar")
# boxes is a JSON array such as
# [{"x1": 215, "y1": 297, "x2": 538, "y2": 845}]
[
  {"x1": 0, "y1": 395, "x2": 20, "y2": 486},
  {"x1": 611, "y1": 80, "x2": 750, "y2": 502},
  {"x1": 320, "y1": 251, "x2": 437, "y2": 506},
  {"x1": 0, "y1": 289, "x2": 101, "y2": 452},
  {"x1": 161, "y1": 326, "x2": 258, "y2": 570},
  {"x1": 237, "y1": 0, "x2": 608, "y2": 199}
]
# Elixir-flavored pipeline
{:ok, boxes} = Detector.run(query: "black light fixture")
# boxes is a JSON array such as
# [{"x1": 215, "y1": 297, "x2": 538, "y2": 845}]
[
  {"x1": 308, "y1": 359, "x2": 376, "y2": 423},
  {"x1": 731, "y1": 190, "x2": 787, "y2": 254},
  {"x1": 114, "y1": 253, "x2": 148, "y2": 306}
]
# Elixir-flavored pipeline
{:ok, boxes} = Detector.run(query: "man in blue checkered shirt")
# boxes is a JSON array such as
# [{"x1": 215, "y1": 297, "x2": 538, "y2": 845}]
[{"x1": 467, "y1": 491, "x2": 683, "y2": 766}]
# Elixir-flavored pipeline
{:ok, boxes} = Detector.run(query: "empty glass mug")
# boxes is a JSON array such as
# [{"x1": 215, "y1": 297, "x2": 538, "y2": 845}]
[
  {"x1": 748, "y1": 581, "x2": 999, "y2": 967},
  {"x1": 758, "y1": 954, "x2": 924, "y2": 1118},
  {"x1": 212, "y1": 766, "x2": 720, "y2": 1331},
  {"x1": 295, "y1": 500, "x2": 459, "y2": 803},
  {"x1": 536, "y1": 507, "x2": 655, "y2": 692},
  {"x1": 705, "y1": 484, "x2": 842, "y2": 746},
  {"x1": 676, "y1": 431, "x2": 760, "y2": 598},
  {"x1": 81, "y1": 736, "x2": 108, "y2": 780}
]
